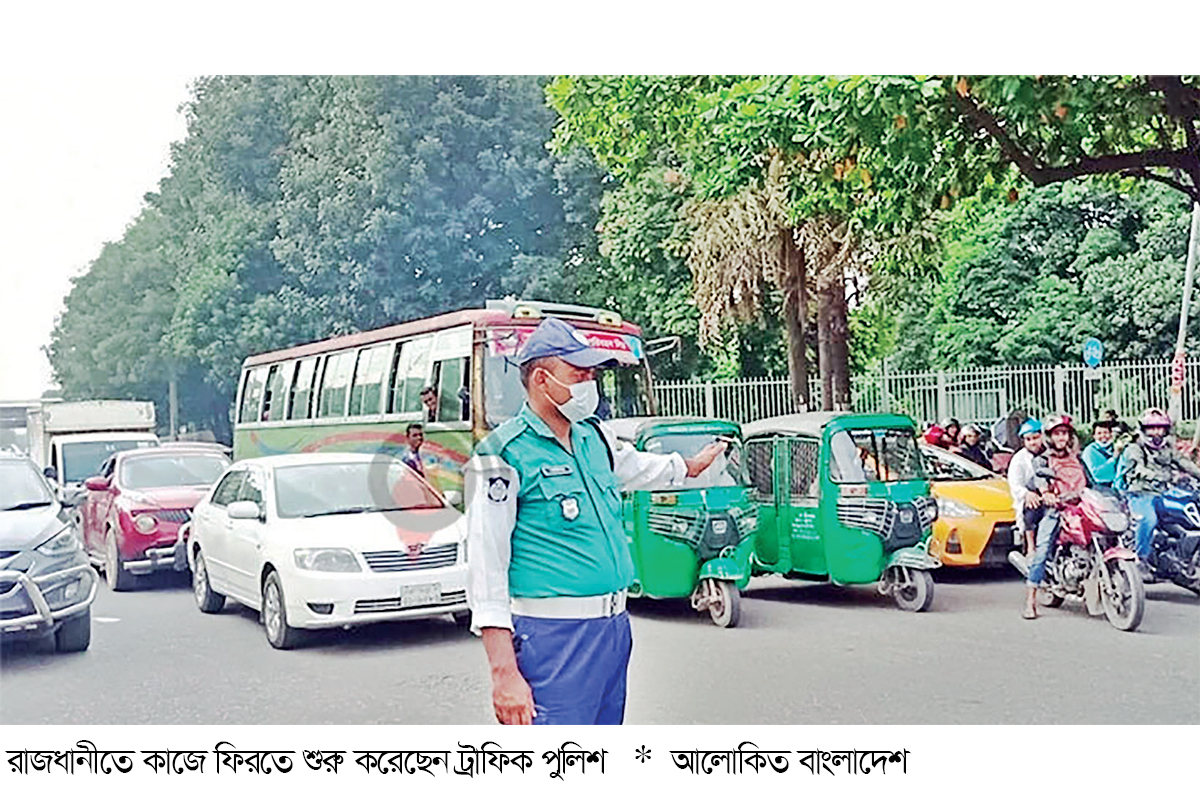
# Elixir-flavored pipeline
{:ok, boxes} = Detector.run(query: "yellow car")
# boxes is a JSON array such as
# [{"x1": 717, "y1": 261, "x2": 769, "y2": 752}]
[{"x1": 920, "y1": 445, "x2": 1018, "y2": 567}]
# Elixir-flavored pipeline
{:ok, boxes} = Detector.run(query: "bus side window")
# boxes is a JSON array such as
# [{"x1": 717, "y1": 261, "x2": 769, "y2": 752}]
[
  {"x1": 262, "y1": 364, "x2": 290, "y2": 422},
  {"x1": 238, "y1": 367, "x2": 268, "y2": 424},
  {"x1": 317, "y1": 351, "x2": 355, "y2": 418},
  {"x1": 389, "y1": 336, "x2": 433, "y2": 415},
  {"x1": 349, "y1": 344, "x2": 391, "y2": 416},
  {"x1": 432, "y1": 356, "x2": 470, "y2": 422},
  {"x1": 288, "y1": 358, "x2": 318, "y2": 420}
]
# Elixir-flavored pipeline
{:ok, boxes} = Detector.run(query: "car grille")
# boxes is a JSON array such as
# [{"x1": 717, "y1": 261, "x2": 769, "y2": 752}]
[
  {"x1": 154, "y1": 509, "x2": 191, "y2": 524},
  {"x1": 354, "y1": 589, "x2": 467, "y2": 614},
  {"x1": 837, "y1": 497, "x2": 923, "y2": 551},
  {"x1": 360, "y1": 544, "x2": 458, "y2": 572},
  {"x1": 983, "y1": 523, "x2": 1017, "y2": 565}
]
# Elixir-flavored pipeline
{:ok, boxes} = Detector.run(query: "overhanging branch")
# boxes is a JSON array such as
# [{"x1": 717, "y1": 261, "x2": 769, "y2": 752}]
[{"x1": 952, "y1": 87, "x2": 1200, "y2": 199}]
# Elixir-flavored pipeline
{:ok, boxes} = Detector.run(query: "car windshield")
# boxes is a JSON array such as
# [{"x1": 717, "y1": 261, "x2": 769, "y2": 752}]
[
  {"x1": 922, "y1": 448, "x2": 992, "y2": 481},
  {"x1": 0, "y1": 460, "x2": 55, "y2": 510},
  {"x1": 274, "y1": 461, "x2": 446, "y2": 519},
  {"x1": 120, "y1": 453, "x2": 230, "y2": 489},
  {"x1": 643, "y1": 432, "x2": 744, "y2": 489},
  {"x1": 830, "y1": 428, "x2": 925, "y2": 484},
  {"x1": 62, "y1": 439, "x2": 155, "y2": 483}
]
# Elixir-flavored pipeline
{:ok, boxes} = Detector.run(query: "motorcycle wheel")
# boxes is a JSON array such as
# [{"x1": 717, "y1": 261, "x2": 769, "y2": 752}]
[
  {"x1": 1101, "y1": 559, "x2": 1145, "y2": 632},
  {"x1": 893, "y1": 568, "x2": 935, "y2": 612}
]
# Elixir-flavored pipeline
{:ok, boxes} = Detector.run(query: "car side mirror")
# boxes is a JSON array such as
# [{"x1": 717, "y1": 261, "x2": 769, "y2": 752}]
[
  {"x1": 84, "y1": 476, "x2": 110, "y2": 492},
  {"x1": 443, "y1": 490, "x2": 463, "y2": 507},
  {"x1": 227, "y1": 500, "x2": 263, "y2": 521},
  {"x1": 43, "y1": 466, "x2": 59, "y2": 483}
]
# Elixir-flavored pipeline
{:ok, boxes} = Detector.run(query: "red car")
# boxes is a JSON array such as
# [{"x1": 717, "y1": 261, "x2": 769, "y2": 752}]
[{"x1": 81, "y1": 445, "x2": 230, "y2": 590}]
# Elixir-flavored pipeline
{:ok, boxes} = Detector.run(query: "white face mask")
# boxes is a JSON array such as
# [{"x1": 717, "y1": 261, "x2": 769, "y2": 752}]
[{"x1": 542, "y1": 371, "x2": 599, "y2": 422}]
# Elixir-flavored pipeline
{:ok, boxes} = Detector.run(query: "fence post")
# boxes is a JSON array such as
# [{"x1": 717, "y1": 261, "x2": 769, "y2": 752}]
[
  {"x1": 704, "y1": 382, "x2": 715, "y2": 418},
  {"x1": 881, "y1": 359, "x2": 891, "y2": 413},
  {"x1": 1053, "y1": 365, "x2": 1066, "y2": 414},
  {"x1": 936, "y1": 371, "x2": 948, "y2": 422}
]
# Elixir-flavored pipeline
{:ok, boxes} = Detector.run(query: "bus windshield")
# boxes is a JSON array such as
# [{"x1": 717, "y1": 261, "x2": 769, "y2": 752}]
[
  {"x1": 484, "y1": 357, "x2": 651, "y2": 427},
  {"x1": 482, "y1": 325, "x2": 651, "y2": 427}
]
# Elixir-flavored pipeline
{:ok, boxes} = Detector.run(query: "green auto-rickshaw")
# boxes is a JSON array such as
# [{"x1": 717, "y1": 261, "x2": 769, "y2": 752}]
[
  {"x1": 608, "y1": 417, "x2": 757, "y2": 627},
  {"x1": 742, "y1": 412, "x2": 941, "y2": 611}
]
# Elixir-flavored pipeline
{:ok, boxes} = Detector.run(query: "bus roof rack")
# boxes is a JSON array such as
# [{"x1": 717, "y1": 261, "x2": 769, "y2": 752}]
[{"x1": 486, "y1": 297, "x2": 623, "y2": 327}]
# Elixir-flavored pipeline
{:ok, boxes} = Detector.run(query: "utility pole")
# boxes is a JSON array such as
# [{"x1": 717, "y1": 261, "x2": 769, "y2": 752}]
[
  {"x1": 169, "y1": 372, "x2": 178, "y2": 441},
  {"x1": 1174, "y1": 202, "x2": 1199, "y2": 439}
]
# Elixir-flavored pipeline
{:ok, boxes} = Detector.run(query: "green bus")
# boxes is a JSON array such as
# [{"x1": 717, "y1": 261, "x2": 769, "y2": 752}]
[{"x1": 232, "y1": 299, "x2": 657, "y2": 497}]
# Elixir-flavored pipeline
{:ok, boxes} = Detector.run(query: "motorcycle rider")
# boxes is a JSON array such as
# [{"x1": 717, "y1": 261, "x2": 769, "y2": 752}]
[
  {"x1": 1115, "y1": 408, "x2": 1200, "y2": 570},
  {"x1": 1007, "y1": 418, "x2": 1045, "y2": 560},
  {"x1": 1022, "y1": 414, "x2": 1090, "y2": 620},
  {"x1": 1081, "y1": 420, "x2": 1123, "y2": 488},
  {"x1": 958, "y1": 424, "x2": 993, "y2": 471}
]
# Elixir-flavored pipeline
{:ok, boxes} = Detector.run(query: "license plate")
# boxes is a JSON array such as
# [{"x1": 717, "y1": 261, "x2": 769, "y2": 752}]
[{"x1": 399, "y1": 583, "x2": 441, "y2": 608}]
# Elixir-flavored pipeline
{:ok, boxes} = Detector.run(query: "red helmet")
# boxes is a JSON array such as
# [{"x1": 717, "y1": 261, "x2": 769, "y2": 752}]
[
  {"x1": 924, "y1": 425, "x2": 945, "y2": 445},
  {"x1": 1042, "y1": 413, "x2": 1074, "y2": 435}
]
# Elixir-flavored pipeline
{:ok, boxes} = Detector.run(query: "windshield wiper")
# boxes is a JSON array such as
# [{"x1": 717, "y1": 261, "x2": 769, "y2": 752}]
[
  {"x1": 301, "y1": 506, "x2": 376, "y2": 518},
  {"x1": 2, "y1": 501, "x2": 54, "y2": 511}
]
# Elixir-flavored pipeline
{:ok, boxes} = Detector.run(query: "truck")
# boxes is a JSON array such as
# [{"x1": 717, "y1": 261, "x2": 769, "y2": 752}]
[{"x1": 26, "y1": 401, "x2": 160, "y2": 494}]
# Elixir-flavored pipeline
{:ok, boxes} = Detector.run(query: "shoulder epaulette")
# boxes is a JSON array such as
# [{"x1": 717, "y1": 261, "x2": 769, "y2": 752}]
[{"x1": 475, "y1": 417, "x2": 528, "y2": 457}]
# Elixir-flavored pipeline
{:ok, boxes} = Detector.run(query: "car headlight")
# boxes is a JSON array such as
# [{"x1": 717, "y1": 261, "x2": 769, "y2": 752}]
[
  {"x1": 36, "y1": 527, "x2": 80, "y2": 556},
  {"x1": 133, "y1": 514, "x2": 158, "y2": 534},
  {"x1": 936, "y1": 497, "x2": 981, "y2": 519},
  {"x1": 293, "y1": 548, "x2": 361, "y2": 572}
]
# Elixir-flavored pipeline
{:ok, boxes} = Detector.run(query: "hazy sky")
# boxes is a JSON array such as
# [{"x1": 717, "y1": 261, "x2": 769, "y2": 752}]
[{"x1": 0, "y1": 74, "x2": 194, "y2": 401}]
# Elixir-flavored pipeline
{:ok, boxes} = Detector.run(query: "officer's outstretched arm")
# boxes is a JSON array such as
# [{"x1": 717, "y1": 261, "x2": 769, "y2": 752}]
[{"x1": 599, "y1": 422, "x2": 689, "y2": 492}]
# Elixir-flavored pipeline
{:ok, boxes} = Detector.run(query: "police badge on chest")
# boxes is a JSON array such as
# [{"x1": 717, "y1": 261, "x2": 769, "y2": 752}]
[{"x1": 561, "y1": 497, "x2": 580, "y2": 520}]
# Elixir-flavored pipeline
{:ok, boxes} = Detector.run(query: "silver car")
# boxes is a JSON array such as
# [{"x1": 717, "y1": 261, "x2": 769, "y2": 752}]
[{"x1": 0, "y1": 454, "x2": 98, "y2": 652}]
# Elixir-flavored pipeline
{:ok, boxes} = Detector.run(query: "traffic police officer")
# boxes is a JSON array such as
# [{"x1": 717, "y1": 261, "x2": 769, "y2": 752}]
[{"x1": 464, "y1": 317, "x2": 725, "y2": 725}]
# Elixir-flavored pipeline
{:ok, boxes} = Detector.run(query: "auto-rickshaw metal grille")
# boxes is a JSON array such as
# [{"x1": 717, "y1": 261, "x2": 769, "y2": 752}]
[
  {"x1": 646, "y1": 509, "x2": 704, "y2": 546},
  {"x1": 837, "y1": 497, "x2": 895, "y2": 537}
]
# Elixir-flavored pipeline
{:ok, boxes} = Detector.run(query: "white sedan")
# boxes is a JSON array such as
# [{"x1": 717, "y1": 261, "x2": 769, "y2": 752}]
[{"x1": 186, "y1": 452, "x2": 468, "y2": 649}]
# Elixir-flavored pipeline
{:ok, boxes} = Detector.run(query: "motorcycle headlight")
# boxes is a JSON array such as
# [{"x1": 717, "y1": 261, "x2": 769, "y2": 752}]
[
  {"x1": 133, "y1": 514, "x2": 158, "y2": 534},
  {"x1": 936, "y1": 497, "x2": 981, "y2": 519},
  {"x1": 293, "y1": 548, "x2": 361, "y2": 572},
  {"x1": 36, "y1": 527, "x2": 80, "y2": 557}
]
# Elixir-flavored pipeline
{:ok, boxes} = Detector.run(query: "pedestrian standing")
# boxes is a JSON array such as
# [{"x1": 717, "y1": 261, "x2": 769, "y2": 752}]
[
  {"x1": 401, "y1": 423, "x2": 425, "y2": 477},
  {"x1": 1007, "y1": 418, "x2": 1046, "y2": 559},
  {"x1": 464, "y1": 317, "x2": 725, "y2": 725}
]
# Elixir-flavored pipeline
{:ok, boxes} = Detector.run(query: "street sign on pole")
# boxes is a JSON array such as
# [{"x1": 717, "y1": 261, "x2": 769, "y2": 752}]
[{"x1": 1082, "y1": 337, "x2": 1104, "y2": 369}]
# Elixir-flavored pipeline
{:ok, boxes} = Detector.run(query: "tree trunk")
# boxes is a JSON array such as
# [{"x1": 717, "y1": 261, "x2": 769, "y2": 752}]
[
  {"x1": 781, "y1": 230, "x2": 810, "y2": 412},
  {"x1": 816, "y1": 267, "x2": 835, "y2": 412},
  {"x1": 830, "y1": 259, "x2": 851, "y2": 410}
]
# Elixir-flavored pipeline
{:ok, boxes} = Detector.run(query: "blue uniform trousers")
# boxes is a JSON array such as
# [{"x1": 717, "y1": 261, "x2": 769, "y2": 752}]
[{"x1": 512, "y1": 612, "x2": 632, "y2": 725}]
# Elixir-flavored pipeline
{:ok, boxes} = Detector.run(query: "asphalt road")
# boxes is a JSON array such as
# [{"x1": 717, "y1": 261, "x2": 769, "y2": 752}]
[{"x1": 2, "y1": 569, "x2": 1197, "y2": 725}]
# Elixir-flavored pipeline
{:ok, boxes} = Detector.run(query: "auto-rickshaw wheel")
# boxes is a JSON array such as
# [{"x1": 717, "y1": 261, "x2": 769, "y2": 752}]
[
  {"x1": 892, "y1": 567, "x2": 934, "y2": 612},
  {"x1": 707, "y1": 579, "x2": 741, "y2": 628}
]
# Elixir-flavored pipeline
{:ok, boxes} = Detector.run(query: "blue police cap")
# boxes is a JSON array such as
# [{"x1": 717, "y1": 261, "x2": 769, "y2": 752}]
[{"x1": 516, "y1": 317, "x2": 614, "y2": 368}]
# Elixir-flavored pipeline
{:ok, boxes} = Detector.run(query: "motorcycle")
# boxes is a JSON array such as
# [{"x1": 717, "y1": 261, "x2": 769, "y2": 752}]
[
  {"x1": 1008, "y1": 487, "x2": 1146, "y2": 632},
  {"x1": 1124, "y1": 484, "x2": 1200, "y2": 595}
]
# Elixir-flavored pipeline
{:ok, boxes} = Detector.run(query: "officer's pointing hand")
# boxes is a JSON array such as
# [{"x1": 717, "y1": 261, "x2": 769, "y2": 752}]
[{"x1": 685, "y1": 441, "x2": 728, "y2": 478}]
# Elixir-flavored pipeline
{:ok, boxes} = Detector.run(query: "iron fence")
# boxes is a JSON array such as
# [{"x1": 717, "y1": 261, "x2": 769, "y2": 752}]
[{"x1": 654, "y1": 358, "x2": 1200, "y2": 426}]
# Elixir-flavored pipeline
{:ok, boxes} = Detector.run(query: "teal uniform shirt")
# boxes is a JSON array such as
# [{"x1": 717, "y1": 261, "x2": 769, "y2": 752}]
[{"x1": 475, "y1": 403, "x2": 633, "y2": 598}]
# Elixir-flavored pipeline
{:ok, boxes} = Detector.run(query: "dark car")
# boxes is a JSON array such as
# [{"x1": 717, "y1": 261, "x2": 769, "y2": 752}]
[{"x1": 0, "y1": 453, "x2": 97, "y2": 652}]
